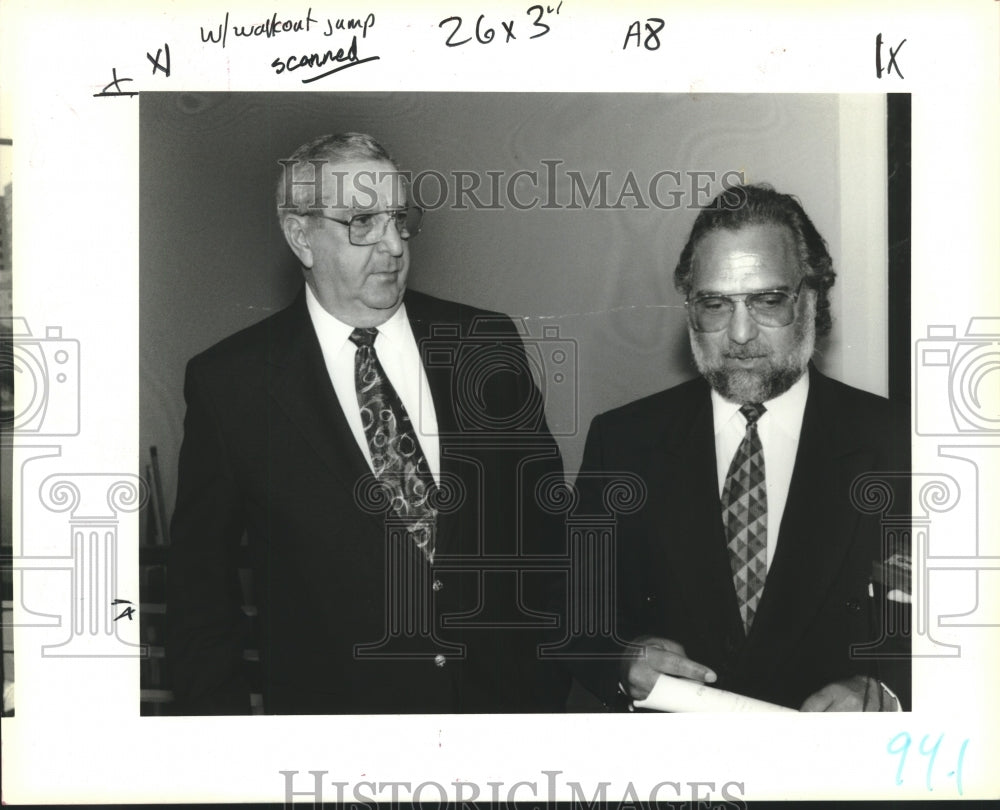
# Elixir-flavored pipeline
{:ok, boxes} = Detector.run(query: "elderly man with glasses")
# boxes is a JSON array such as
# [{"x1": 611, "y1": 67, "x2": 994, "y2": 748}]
[
  {"x1": 167, "y1": 133, "x2": 568, "y2": 715},
  {"x1": 570, "y1": 184, "x2": 911, "y2": 713}
]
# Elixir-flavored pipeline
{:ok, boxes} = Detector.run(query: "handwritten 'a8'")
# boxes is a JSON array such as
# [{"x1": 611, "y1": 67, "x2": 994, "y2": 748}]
[{"x1": 887, "y1": 733, "x2": 969, "y2": 796}]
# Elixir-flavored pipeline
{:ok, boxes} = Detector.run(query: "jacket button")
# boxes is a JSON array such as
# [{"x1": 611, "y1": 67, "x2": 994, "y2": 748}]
[
  {"x1": 432, "y1": 579, "x2": 444, "y2": 592},
  {"x1": 846, "y1": 599, "x2": 861, "y2": 612},
  {"x1": 434, "y1": 654, "x2": 447, "y2": 667}
]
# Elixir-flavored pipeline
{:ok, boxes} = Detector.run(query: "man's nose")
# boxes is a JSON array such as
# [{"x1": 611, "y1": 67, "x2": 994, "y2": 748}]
[
  {"x1": 376, "y1": 215, "x2": 405, "y2": 256},
  {"x1": 727, "y1": 300, "x2": 759, "y2": 344}
]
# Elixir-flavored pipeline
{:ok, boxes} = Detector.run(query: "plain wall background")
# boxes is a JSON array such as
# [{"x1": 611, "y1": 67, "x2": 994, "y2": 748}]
[{"x1": 140, "y1": 92, "x2": 888, "y2": 521}]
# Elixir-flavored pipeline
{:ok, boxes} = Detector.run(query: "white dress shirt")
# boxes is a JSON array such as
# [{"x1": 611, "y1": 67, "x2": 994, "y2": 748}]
[
  {"x1": 305, "y1": 285, "x2": 441, "y2": 483},
  {"x1": 711, "y1": 372, "x2": 809, "y2": 570}
]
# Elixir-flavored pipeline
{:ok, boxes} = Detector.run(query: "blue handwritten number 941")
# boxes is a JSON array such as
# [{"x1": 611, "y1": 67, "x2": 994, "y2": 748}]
[{"x1": 887, "y1": 733, "x2": 969, "y2": 796}]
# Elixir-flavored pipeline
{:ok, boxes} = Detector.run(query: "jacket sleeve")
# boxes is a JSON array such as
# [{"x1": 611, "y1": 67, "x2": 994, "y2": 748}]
[{"x1": 166, "y1": 357, "x2": 252, "y2": 714}]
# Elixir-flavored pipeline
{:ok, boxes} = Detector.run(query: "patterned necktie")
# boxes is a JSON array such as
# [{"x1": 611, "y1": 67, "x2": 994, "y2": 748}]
[
  {"x1": 721, "y1": 402, "x2": 767, "y2": 634},
  {"x1": 349, "y1": 327, "x2": 437, "y2": 562}
]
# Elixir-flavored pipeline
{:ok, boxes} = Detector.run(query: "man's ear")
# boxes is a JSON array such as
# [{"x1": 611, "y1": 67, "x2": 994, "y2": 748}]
[{"x1": 281, "y1": 214, "x2": 314, "y2": 269}]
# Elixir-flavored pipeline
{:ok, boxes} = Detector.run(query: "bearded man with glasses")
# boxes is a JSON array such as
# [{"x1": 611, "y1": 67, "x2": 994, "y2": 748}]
[
  {"x1": 167, "y1": 133, "x2": 569, "y2": 715},
  {"x1": 570, "y1": 183, "x2": 910, "y2": 713}
]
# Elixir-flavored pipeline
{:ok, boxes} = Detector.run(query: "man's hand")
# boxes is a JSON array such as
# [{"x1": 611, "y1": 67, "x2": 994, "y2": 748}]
[
  {"x1": 621, "y1": 636, "x2": 717, "y2": 700},
  {"x1": 800, "y1": 675, "x2": 897, "y2": 712}
]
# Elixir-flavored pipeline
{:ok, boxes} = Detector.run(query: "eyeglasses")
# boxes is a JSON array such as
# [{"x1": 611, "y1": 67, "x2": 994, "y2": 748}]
[
  {"x1": 306, "y1": 207, "x2": 424, "y2": 246},
  {"x1": 686, "y1": 279, "x2": 807, "y2": 332}
]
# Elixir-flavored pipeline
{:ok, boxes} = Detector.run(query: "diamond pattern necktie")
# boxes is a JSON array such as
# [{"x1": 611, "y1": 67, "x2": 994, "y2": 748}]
[
  {"x1": 349, "y1": 327, "x2": 437, "y2": 562},
  {"x1": 721, "y1": 402, "x2": 767, "y2": 634}
]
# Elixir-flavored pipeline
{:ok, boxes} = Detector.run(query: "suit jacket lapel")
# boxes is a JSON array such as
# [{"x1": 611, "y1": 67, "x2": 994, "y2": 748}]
[
  {"x1": 645, "y1": 381, "x2": 745, "y2": 656},
  {"x1": 745, "y1": 368, "x2": 874, "y2": 663},
  {"x1": 266, "y1": 292, "x2": 382, "y2": 529}
]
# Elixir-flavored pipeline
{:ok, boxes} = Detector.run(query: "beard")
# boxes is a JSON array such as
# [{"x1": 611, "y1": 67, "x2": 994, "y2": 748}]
[{"x1": 690, "y1": 301, "x2": 816, "y2": 405}]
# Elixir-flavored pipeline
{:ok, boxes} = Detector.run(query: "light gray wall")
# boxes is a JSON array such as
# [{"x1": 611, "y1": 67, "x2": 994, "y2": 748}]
[{"x1": 140, "y1": 92, "x2": 886, "y2": 521}]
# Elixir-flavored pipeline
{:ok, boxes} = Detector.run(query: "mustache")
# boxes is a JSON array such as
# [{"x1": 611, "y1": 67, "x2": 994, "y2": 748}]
[{"x1": 723, "y1": 345, "x2": 770, "y2": 360}]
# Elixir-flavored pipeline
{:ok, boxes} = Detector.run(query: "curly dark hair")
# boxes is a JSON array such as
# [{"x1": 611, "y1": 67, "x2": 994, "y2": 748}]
[{"x1": 673, "y1": 183, "x2": 836, "y2": 336}]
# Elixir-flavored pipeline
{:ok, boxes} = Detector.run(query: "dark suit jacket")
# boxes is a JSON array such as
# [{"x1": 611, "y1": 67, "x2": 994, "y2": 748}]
[
  {"x1": 167, "y1": 288, "x2": 569, "y2": 714},
  {"x1": 570, "y1": 366, "x2": 911, "y2": 710}
]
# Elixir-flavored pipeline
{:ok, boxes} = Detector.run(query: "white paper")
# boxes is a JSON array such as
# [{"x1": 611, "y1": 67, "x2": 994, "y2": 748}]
[{"x1": 633, "y1": 674, "x2": 798, "y2": 713}]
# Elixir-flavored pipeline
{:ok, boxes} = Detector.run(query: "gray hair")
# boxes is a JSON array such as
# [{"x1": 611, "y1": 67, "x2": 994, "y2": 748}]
[{"x1": 275, "y1": 132, "x2": 398, "y2": 221}]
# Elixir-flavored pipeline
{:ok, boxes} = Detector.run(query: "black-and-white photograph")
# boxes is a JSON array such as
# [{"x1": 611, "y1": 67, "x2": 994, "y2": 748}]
[
  {"x1": 6, "y1": 1, "x2": 1000, "y2": 803},
  {"x1": 139, "y1": 91, "x2": 911, "y2": 717}
]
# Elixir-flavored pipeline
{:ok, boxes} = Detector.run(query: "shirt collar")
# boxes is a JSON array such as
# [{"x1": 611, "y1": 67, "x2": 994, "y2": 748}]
[
  {"x1": 305, "y1": 283, "x2": 410, "y2": 351},
  {"x1": 711, "y1": 369, "x2": 810, "y2": 437}
]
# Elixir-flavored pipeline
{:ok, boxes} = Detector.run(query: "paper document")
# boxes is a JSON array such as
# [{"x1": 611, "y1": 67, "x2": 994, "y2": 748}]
[{"x1": 632, "y1": 674, "x2": 798, "y2": 713}]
